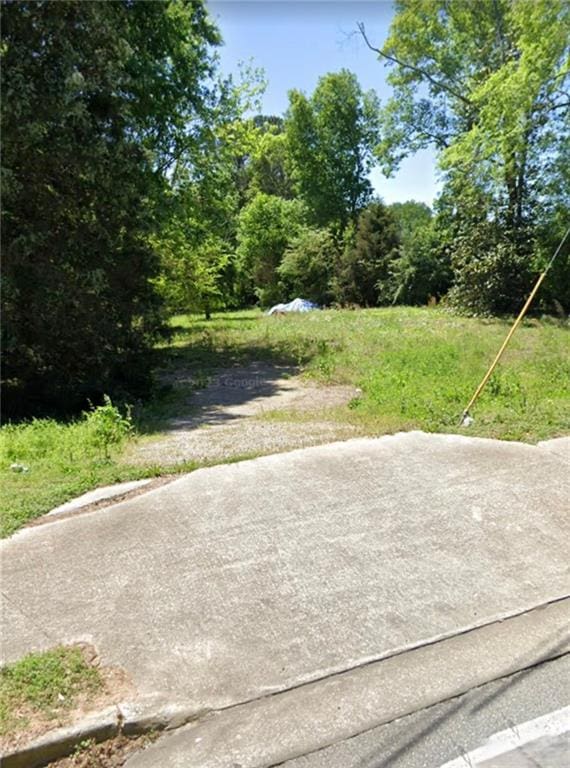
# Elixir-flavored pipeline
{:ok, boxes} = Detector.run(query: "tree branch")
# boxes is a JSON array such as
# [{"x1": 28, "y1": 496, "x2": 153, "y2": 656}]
[
  {"x1": 414, "y1": 127, "x2": 450, "y2": 149},
  {"x1": 357, "y1": 22, "x2": 474, "y2": 109}
]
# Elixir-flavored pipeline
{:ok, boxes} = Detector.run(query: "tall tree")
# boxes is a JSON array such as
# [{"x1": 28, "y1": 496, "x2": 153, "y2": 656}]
[
  {"x1": 360, "y1": 0, "x2": 569, "y2": 311},
  {"x1": 157, "y1": 66, "x2": 268, "y2": 316},
  {"x1": 336, "y1": 201, "x2": 400, "y2": 307},
  {"x1": 286, "y1": 70, "x2": 380, "y2": 230},
  {"x1": 388, "y1": 202, "x2": 452, "y2": 305},
  {"x1": 249, "y1": 126, "x2": 295, "y2": 199},
  {"x1": 1, "y1": 0, "x2": 222, "y2": 416},
  {"x1": 237, "y1": 193, "x2": 306, "y2": 306},
  {"x1": 390, "y1": 202, "x2": 432, "y2": 239}
]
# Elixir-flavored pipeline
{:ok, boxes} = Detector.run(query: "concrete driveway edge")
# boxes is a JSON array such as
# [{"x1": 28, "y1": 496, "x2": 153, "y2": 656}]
[
  {"x1": 2, "y1": 599, "x2": 568, "y2": 768},
  {"x1": 1, "y1": 706, "x2": 120, "y2": 768},
  {"x1": 124, "y1": 598, "x2": 570, "y2": 768},
  {"x1": 0, "y1": 699, "x2": 205, "y2": 768}
]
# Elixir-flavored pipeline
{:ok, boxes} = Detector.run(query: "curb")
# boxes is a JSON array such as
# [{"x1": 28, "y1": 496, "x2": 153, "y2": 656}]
[
  {"x1": 0, "y1": 700, "x2": 201, "y2": 768},
  {"x1": 2, "y1": 598, "x2": 569, "y2": 768},
  {"x1": 123, "y1": 598, "x2": 570, "y2": 768},
  {"x1": 1, "y1": 707, "x2": 119, "y2": 768}
]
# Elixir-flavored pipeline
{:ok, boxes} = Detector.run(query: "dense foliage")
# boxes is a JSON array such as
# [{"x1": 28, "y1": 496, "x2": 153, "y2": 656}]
[
  {"x1": 2, "y1": 0, "x2": 568, "y2": 421},
  {"x1": 285, "y1": 70, "x2": 380, "y2": 230},
  {"x1": 1, "y1": 0, "x2": 220, "y2": 416},
  {"x1": 237, "y1": 193, "x2": 306, "y2": 306},
  {"x1": 364, "y1": 0, "x2": 570, "y2": 314},
  {"x1": 336, "y1": 203, "x2": 400, "y2": 307},
  {"x1": 279, "y1": 227, "x2": 339, "y2": 306}
]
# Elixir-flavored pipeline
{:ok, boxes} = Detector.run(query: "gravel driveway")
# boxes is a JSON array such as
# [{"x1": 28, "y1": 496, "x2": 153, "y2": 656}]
[{"x1": 128, "y1": 361, "x2": 362, "y2": 465}]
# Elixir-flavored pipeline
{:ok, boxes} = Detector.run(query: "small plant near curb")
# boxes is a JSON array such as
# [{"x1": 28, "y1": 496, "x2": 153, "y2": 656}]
[
  {"x1": 0, "y1": 646, "x2": 102, "y2": 738},
  {"x1": 71, "y1": 738, "x2": 96, "y2": 757}
]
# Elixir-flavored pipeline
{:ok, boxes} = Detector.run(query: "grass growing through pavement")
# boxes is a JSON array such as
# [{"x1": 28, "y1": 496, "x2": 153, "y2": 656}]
[
  {"x1": 1, "y1": 307, "x2": 568, "y2": 537},
  {"x1": 0, "y1": 646, "x2": 101, "y2": 738}
]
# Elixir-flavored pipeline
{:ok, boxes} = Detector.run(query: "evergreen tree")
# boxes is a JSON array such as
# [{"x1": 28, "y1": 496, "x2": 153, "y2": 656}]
[{"x1": 1, "y1": 0, "x2": 221, "y2": 416}]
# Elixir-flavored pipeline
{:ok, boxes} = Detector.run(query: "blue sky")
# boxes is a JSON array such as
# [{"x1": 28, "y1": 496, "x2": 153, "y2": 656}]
[{"x1": 207, "y1": 1, "x2": 440, "y2": 206}]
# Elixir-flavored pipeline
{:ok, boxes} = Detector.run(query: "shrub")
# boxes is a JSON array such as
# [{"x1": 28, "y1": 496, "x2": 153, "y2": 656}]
[{"x1": 83, "y1": 397, "x2": 133, "y2": 458}]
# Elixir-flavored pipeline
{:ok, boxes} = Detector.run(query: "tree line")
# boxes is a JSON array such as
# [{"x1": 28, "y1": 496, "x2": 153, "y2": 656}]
[{"x1": 2, "y1": 0, "x2": 568, "y2": 418}]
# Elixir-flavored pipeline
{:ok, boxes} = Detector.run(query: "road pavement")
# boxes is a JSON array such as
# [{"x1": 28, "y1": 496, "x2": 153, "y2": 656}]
[{"x1": 276, "y1": 654, "x2": 570, "y2": 768}]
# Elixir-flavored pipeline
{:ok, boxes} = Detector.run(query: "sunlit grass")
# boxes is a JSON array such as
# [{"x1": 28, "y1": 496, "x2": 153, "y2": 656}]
[
  {"x1": 0, "y1": 404, "x2": 161, "y2": 538},
  {"x1": 164, "y1": 307, "x2": 569, "y2": 442}
]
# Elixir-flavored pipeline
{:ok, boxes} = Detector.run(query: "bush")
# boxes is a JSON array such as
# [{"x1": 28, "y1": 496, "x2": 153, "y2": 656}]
[
  {"x1": 1, "y1": 397, "x2": 132, "y2": 467},
  {"x1": 83, "y1": 397, "x2": 133, "y2": 458},
  {"x1": 533, "y1": 221, "x2": 570, "y2": 314}
]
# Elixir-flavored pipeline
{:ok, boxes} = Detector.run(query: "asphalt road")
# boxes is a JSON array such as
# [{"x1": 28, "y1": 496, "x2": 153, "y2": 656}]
[{"x1": 279, "y1": 654, "x2": 570, "y2": 768}]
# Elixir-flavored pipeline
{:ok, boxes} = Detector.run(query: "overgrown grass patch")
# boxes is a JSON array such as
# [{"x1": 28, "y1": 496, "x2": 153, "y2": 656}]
[
  {"x1": 0, "y1": 400, "x2": 160, "y2": 538},
  {"x1": 160, "y1": 307, "x2": 569, "y2": 442},
  {"x1": 0, "y1": 646, "x2": 101, "y2": 737}
]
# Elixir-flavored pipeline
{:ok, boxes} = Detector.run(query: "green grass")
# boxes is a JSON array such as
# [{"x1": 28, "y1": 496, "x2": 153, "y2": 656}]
[
  {"x1": 0, "y1": 403, "x2": 163, "y2": 538},
  {"x1": 161, "y1": 307, "x2": 569, "y2": 441},
  {"x1": 1, "y1": 307, "x2": 568, "y2": 537},
  {"x1": 0, "y1": 646, "x2": 101, "y2": 737}
]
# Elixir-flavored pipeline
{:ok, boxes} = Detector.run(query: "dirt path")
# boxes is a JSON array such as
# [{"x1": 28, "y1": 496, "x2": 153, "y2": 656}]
[{"x1": 127, "y1": 361, "x2": 362, "y2": 466}]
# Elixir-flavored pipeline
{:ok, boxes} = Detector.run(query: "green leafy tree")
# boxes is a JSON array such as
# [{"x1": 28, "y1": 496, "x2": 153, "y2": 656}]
[
  {"x1": 360, "y1": 0, "x2": 569, "y2": 312},
  {"x1": 390, "y1": 202, "x2": 432, "y2": 240},
  {"x1": 278, "y1": 227, "x2": 339, "y2": 305},
  {"x1": 389, "y1": 225, "x2": 452, "y2": 306},
  {"x1": 286, "y1": 70, "x2": 380, "y2": 230},
  {"x1": 153, "y1": 224, "x2": 230, "y2": 320},
  {"x1": 1, "y1": 0, "x2": 221, "y2": 416},
  {"x1": 158, "y1": 66, "x2": 268, "y2": 313},
  {"x1": 249, "y1": 127, "x2": 295, "y2": 199},
  {"x1": 386, "y1": 201, "x2": 451, "y2": 305},
  {"x1": 446, "y1": 222, "x2": 534, "y2": 315},
  {"x1": 237, "y1": 193, "x2": 306, "y2": 306}
]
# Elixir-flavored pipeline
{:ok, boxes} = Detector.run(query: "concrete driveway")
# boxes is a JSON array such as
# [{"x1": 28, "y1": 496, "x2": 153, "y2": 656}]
[{"x1": 1, "y1": 432, "x2": 568, "y2": 765}]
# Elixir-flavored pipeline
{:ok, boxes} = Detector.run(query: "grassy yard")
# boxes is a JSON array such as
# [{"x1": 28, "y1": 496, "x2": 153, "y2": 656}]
[
  {"x1": 1, "y1": 307, "x2": 568, "y2": 537},
  {"x1": 160, "y1": 307, "x2": 569, "y2": 440},
  {"x1": 0, "y1": 400, "x2": 164, "y2": 538}
]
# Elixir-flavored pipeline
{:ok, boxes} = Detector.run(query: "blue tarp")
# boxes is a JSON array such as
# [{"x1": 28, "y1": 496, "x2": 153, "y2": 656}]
[{"x1": 267, "y1": 298, "x2": 319, "y2": 315}]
